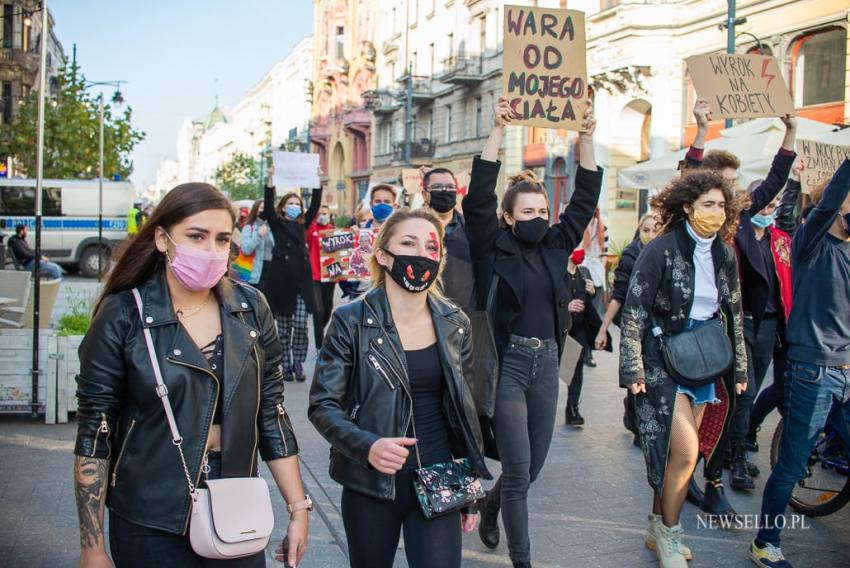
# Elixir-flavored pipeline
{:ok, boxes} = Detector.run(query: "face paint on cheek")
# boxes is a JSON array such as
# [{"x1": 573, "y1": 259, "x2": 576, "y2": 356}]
[{"x1": 428, "y1": 232, "x2": 440, "y2": 260}]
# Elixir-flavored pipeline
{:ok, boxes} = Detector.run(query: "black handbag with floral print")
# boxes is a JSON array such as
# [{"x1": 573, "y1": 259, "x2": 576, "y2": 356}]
[{"x1": 413, "y1": 457, "x2": 485, "y2": 519}]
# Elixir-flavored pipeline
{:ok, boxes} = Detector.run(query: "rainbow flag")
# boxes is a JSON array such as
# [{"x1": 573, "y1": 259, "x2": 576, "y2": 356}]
[{"x1": 231, "y1": 252, "x2": 255, "y2": 282}]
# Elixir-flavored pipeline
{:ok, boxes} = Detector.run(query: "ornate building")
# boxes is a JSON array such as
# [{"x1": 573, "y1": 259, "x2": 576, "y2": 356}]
[{"x1": 311, "y1": 0, "x2": 376, "y2": 214}]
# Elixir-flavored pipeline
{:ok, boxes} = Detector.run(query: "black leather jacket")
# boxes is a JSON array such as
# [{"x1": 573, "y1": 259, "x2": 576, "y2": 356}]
[
  {"x1": 308, "y1": 286, "x2": 491, "y2": 501},
  {"x1": 74, "y1": 271, "x2": 299, "y2": 534}
]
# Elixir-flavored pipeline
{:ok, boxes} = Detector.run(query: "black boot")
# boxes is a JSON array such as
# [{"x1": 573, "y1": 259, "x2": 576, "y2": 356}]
[
  {"x1": 283, "y1": 365, "x2": 294, "y2": 382},
  {"x1": 700, "y1": 479, "x2": 738, "y2": 520},
  {"x1": 565, "y1": 404, "x2": 585, "y2": 426},
  {"x1": 584, "y1": 351, "x2": 596, "y2": 368},
  {"x1": 478, "y1": 490, "x2": 500, "y2": 549},
  {"x1": 730, "y1": 441, "x2": 755, "y2": 491},
  {"x1": 686, "y1": 476, "x2": 704, "y2": 507},
  {"x1": 512, "y1": 562, "x2": 532, "y2": 568},
  {"x1": 744, "y1": 427, "x2": 759, "y2": 453},
  {"x1": 722, "y1": 441, "x2": 733, "y2": 469}
]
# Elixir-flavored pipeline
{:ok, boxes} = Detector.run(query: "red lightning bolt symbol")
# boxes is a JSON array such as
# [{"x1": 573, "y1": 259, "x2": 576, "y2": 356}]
[{"x1": 761, "y1": 59, "x2": 777, "y2": 90}]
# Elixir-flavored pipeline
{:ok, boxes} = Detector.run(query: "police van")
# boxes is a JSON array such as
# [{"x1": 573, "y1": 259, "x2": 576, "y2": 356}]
[{"x1": 0, "y1": 178, "x2": 134, "y2": 277}]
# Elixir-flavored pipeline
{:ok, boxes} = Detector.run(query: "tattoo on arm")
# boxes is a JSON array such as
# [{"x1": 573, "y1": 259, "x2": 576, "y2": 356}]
[{"x1": 74, "y1": 456, "x2": 109, "y2": 549}]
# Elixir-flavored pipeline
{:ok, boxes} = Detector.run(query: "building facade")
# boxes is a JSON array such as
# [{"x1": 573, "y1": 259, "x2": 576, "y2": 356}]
[{"x1": 310, "y1": 0, "x2": 376, "y2": 214}]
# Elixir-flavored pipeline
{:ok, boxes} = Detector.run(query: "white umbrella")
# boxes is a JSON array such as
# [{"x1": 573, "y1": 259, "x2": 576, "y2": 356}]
[
  {"x1": 618, "y1": 117, "x2": 837, "y2": 190},
  {"x1": 816, "y1": 127, "x2": 850, "y2": 146}
]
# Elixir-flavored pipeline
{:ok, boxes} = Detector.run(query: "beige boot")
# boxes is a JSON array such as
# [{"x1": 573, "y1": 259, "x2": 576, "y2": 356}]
[
  {"x1": 654, "y1": 522, "x2": 689, "y2": 568},
  {"x1": 645, "y1": 514, "x2": 693, "y2": 561}
]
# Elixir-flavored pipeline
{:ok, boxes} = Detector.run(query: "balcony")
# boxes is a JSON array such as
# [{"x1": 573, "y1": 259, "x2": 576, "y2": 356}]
[
  {"x1": 393, "y1": 139, "x2": 437, "y2": 161},
  {"x1": 0, "y1": 48, "x2": 39, "y2": 73},
  {"x1": 437, "y1": 56, "x2": 484, "y2": 86},
  {"x1": 362, "y1": 90, "x2": 401, "y2": 115},
  {"x1": 394, "y1": 75, "x2": 436, "y2": 104}
]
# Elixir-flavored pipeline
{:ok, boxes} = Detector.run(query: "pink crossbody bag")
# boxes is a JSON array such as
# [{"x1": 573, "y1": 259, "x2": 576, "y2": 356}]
[{"x1": 131, "y1": 288, "x2": 274, "y2": 559}]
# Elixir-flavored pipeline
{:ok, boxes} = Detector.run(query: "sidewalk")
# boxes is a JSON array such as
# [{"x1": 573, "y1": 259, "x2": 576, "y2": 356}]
[{"x1": 2, "y1": 317, "x2": 848, "y2": 567}]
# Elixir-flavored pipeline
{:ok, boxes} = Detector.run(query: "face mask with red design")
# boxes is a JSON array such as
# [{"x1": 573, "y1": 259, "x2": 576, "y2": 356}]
[{"x1": 382, "y1": 250, "x2": 440, "y2": 293}]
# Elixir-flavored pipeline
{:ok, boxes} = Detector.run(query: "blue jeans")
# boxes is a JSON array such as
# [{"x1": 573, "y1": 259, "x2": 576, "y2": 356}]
[
  {"x1": 756, "y1": 361, "x2": 850, "y2": 545},
  {"x1": 24, "y1": 258, "x2": 62, "y2": 279}
]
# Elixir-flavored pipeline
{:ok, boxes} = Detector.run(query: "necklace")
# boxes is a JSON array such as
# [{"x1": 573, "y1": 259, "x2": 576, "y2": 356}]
[{"x1": 174, "y1": 297, "x2": 211, "y2": 319}]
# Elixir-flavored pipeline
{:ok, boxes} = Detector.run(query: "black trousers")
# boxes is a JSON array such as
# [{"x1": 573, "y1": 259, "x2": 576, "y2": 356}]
[
  {"x1": 749, "y1": 325, "x2": 789, "y2": 434},
  {"x1": 567, "y1": 330, "x2": 590, "y2": 406},
  {"x1": 730, "y1": 316, "x2": 780, "y2": 441},
  {"x1": 108, "y1": 453, "x2": 266, "y2": 568},
  {"x1": 341, "y1": 468, "x2": 461, "y2": 568},
  {"x1": 312, "y1": 281, "x2": 336, "y2": 347}
]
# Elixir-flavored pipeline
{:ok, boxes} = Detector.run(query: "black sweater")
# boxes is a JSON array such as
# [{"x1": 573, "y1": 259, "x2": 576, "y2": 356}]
[{"x1": 786, "y1": 158, "x2": 850, "y2": 366}]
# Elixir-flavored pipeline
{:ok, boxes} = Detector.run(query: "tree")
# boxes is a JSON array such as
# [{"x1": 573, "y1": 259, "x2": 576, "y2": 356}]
[
  {"x1": 213, "y1": 152, "x2": 262, "y2": 201},
  {"x1": 0, "y1": 63, "x2": 145, "y2": 179}
]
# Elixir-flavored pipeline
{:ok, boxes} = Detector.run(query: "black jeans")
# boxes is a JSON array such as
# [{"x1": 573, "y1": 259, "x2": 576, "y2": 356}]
[
  {"x1": 490, "y1": 336, "x2": 560, "y2": 563},
  {"x1": 729, "y1": 316, "x2": 780, "y2": 442},
  {"x1": 567, "y1": 328, "x2": 589, "y2": 406},
  {"x1": 750, "y1": 328, "x2": 789, "y2": 434},
  {"x1": 341, "y1": 468, "x2": 461, "y2": 568},
  {"x1": 312, "y1": 281, "x2": 336, "y2": 347},
  {"x1": 108, "y1": 453, "x2": 266, "y2": 568}
]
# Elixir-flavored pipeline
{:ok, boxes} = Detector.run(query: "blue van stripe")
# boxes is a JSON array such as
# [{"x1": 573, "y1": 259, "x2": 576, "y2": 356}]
[{"x1": 2, "y1": 216, "x2": 128, "y2": 231}]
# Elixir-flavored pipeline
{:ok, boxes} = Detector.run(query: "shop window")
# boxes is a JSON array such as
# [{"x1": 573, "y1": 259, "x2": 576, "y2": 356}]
[{"x1": 792, "y1": 28, "x2": 845, "y2": 107}]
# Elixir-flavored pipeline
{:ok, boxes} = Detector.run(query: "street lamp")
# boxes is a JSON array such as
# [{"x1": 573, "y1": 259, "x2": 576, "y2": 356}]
[{"x1": 83, "y1": 80, "x2": 126, "y2": 281}]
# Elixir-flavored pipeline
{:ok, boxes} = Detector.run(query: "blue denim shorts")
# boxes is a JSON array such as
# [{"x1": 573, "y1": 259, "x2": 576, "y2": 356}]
[{"x1": 676, "y1": 318, "x2": 722, "y2": 406}]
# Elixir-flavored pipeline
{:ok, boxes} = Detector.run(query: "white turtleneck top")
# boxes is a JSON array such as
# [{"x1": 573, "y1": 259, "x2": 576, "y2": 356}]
[{"x1": 685, "y1": 221, "x2": 719, "y2": 321}]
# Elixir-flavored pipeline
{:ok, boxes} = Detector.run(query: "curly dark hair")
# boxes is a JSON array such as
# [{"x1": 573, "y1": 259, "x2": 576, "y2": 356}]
[{"x1": 651, "y1": 170, "x2": 749, "y2": 243}]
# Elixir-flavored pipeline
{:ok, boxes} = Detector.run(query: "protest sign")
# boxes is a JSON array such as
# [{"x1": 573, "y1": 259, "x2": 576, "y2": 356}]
[
  {"x1": 685, "y1": 54, "x2": 794, "y2": 119},
  {"x1": 402, "y1": 169, "x2": 422, "y2": 194},
  {"x1": 317, "y1": 227, "x2": 378, "y2": 282},
  {"x1": 796, "y1": 139, "x2": 850, "y2": 194},
  {"x1": 272, "y1": 151, "x2": 321, "y2": 188},
  {"x1": 502, "y1": 5, "x2": 588, "y2": 130}
]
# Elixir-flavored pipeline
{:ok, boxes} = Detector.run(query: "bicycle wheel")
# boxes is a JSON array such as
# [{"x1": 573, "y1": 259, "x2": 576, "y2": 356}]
[{"x1": 770, "y1": 418, "x2": 850, "y2": 517}]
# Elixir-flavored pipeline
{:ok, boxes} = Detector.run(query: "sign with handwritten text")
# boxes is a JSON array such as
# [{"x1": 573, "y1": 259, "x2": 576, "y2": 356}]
[
  {"x1": 318, "y1": 227, "x2": 378, "y2": 283},
  {"x1": 796, "y1": 139, "x2": 850, "y2": 194},
  {"x1": 502, "y1": 5, "x2": 587, "y2": 130},
  {"x1": 686, "y1": 54, "x2": 794, "y2": 119}
]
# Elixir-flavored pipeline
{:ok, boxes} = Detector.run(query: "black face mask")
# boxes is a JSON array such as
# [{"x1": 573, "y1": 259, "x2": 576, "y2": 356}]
[
  {"x1": 843, "y1": 212, "x2": 850, "y2": 235},
  {"x1": 257, "y1": 211, "x2": 267, "y2": 221},
  {"x1": 428, "y1": 190, "x2": 457, "y2": 214},
  {"x1": 383, "y1": 250, "x2": 440, "y2": 293},
  {"x1": 512, "y1": 217, "x2": 549, "y2": 245}
]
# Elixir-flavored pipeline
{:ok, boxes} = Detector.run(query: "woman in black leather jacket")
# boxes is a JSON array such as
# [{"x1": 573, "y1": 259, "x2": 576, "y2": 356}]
[
  {"x1": 73, "y1": 183, "x2": 309, "y2": 568},
  {"x1": 309, "y1": 208, "x2": 490, "y2": 568}
]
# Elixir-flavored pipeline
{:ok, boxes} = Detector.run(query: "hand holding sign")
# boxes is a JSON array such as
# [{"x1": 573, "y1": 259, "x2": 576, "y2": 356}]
[
  {"x1": 494, "y1": 95, "x2": 521, "y2": 128},
  {"x1": 686, "y1": 54, "x2": 794, "y2": 119}
]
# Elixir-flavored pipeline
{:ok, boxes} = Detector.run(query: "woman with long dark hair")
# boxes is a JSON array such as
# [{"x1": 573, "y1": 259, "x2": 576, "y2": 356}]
[
  {"x1": 264, "y1": 165, "x2": 323, "y2": 382},
  {"x1": 619, "y1": 171, "x2": 748, "y2": 567},
  {"x1": 466, "y1": 96, "x2": 601, "y2": 568},
  {"x1": 73, "y1": 183, "x2": 309, "y2": 568},
  {"x1": 309, "y1": 208, "x2": 490, "y2": 568}
]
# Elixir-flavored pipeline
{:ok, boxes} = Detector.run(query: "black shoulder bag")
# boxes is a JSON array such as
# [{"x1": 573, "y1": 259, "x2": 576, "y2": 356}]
[{"x1": 651, "y1": 315, "x2": 733, "y2": 388}]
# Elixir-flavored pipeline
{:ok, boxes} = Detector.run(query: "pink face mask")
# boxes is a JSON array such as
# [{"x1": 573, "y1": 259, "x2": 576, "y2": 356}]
[{"x1": 164, "y1": 233, "x2": 229, "y2": 291}]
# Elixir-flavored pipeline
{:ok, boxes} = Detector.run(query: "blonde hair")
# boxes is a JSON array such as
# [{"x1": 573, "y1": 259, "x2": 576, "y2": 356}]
[{"x1": 367, "y1": 208, "x2": 446, "y2": 298}]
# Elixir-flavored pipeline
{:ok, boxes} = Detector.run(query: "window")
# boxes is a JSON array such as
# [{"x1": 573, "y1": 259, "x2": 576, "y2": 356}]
[
  {"x1": 392, "y1": 7, "x2": 397, "y2": 34},
  {"x1": 2, "y1": 82, "x2": 11, "y2": 125},
  {"x1": 475, "y1": 97, "x2": 482, "y2": 137},
  {"x1": 479, "y1": 16, "x2": 487, "y2": 57},
  {"x1": 335, "y1": 26, "x2": 345, "y2": 59},
  {"x1": 411, "y1": 51, "x2": 418, "y2": 75},
  {"x1": 3, "y1": 5, "x2": 13, "y2": 49},
  {"x1": 599, "y1": 0, "x2": 621, "y2": 10},
  {"x1": 447, "y1": 33, "x2": 454, "y2": 63},
  {"x1": 429, "y1": 43, "x2": 435, "y2": 76},
  {"x1": 0, "y1": 186, "x2": 62, "y2": 216},
  {"x1": 792, "y1": 28, "x2": 845, "y2": 107},
  {"x1": 411, "y1": 0, "x2": 418, "y2": 25},
  {"x1": 446, "y1": 105, "x2": 453, "y2": 143},
  {"x1": 428, "y1": 113, "x2": 434, "y2": 140}
]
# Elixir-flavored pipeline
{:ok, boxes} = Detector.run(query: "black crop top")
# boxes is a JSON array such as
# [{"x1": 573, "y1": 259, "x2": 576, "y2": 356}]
[
  {"x1": 200, "y1": 335, "x2": 224, "y2": 424},
  {"x1": 403, "y1": 343, "x2": 453, "y2": 468}
]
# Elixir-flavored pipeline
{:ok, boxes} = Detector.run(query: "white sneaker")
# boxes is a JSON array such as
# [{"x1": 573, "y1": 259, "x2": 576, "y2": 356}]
[
  {"x1": 655, "y1": 522, "x2": 689, "y2": 568},
  {"x1": 645, "y1": 514, "x2": 693, "y2": 561}
]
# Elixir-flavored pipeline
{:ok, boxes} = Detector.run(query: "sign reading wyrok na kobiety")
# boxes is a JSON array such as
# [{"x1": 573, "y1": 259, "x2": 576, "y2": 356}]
[
  {"x1": 685, "y1": 54, "x2": 794, "y2": 119},
  {"x1": 796, "y1": 139, "x2": 850, "y2": 194},
  {"x1": 317, "y1": 227, "x2": 378, "y2": 283},
  {"x1": 502, "y1": 5, "x2": 588, "y2": 130}
]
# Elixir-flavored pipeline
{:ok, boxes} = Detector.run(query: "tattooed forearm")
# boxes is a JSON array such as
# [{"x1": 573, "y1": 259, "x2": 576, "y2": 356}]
[{"x1": 74, "y1": 456, "x2": 109, "y2": 549}]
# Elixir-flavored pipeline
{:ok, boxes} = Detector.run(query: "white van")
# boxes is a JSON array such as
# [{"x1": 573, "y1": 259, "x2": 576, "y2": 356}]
[{"x1": 1, "y1": 178, "x2": 134, "y2": 277}]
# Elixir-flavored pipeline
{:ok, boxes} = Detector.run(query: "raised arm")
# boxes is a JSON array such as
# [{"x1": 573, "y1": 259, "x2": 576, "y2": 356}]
[
  {"x1": 747, "y1": 115, "x2": 797, "y2": 214},
  {"x1": 776, "y1": 162, "x2": 803, "y2": 235},
  {"x1": 463, "y1": 97, "x2": 517, "y2": 262},
  {"x1": 74, "y1": 295, "x2": 129, "y2": 567},
  {"x1": 304, "y1": 186, "x2": 323, "y2": 226},
  {"x1": 794, "y1": 158, "x2": 850, "y2": 261},
  {"x1": 684, "y1": 99, "x2": 711, "y2": 168},
  {"x1": 264, "y1": 164, "x2": 280, "y2": 223},
  {"x1": 551, "y1": 102, "x2": 602, "y2": 252}
]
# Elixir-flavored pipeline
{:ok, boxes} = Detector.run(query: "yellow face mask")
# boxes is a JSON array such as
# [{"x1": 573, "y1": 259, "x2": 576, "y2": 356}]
[
  {"x1": 689, "y1": 209, "x2": 726, "y2": 236},
  {"x1": 639, "y1": 232, "x2": 652, "y2": 245}
]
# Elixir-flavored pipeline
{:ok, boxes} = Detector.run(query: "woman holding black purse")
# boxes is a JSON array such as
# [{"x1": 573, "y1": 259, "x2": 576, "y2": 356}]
[
  {"x1": 308, "y1": 208, "x2": 490, "y2": 568},
  {"x1": 619, "y1": 171, "x2": 748, "y2": 568}
]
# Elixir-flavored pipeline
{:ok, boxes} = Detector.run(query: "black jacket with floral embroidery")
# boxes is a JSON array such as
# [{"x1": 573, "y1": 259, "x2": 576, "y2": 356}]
[{"x1": 618, "y1": 221, "x2": 747, "y2": 494}]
